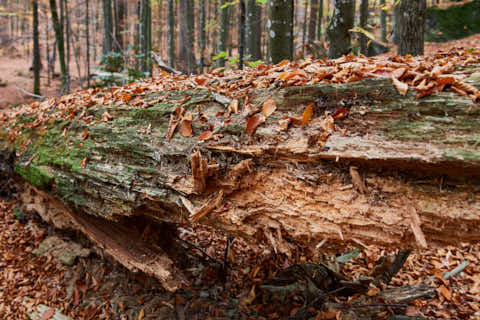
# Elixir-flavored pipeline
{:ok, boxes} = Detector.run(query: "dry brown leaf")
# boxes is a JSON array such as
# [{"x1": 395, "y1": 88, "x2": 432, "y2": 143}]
[
  {"x1": 302, "y1": 103, "x2": 314, "y2": 128},
  {"x1": 279, "y1": 69, "x2": 307, "y2": 81},
  {"x1": 279, "y1": 118, "x2": 291, "y2": 131},
  {"x1": 438, "y1": 284, "x2": 452, "y2": 301},
  {"x1": 81, "y1": 129, "x2": 89, "y2": 140},
  {"x1": 470, "y1": 274, "x2": 480, "y2": 294},
  {"x1": 166, "y1": 114, "x2": 179, "y2": 141},
  {"x1": 262, "y1": 97, "x2": 277, "y2": 117},
  {"x1": 80, "y1": 158, "x2": 86, "y2": 169},
  {"x1": 240, "y1": 286, "x2": 256, "y2": 306},
  {"x1": 229, "y1": 99, "x2": 239, "y2": 114},
  {"x1": 246, "y1": 113, "x2": 266, "y2": 135},
  {"x1": 138, "y1": 308, "x2": 145, "y2": 320},
  {"x1": 366, "y1": 285, "x2": 380, "y2": 297},
  {"x1": 180, "y1": 120, "x2": 192, "y2": 137},
  {"x1": 391, "y1": 75, "x2": 409, "y2": 95},
  {"x1": 321, "y1": 115, "x2": 335, "y2": 134},
  {"x1": 199, "y1": 130, "x2": 213, "y2": 141},
  {"x1": 102, "y1": 111, "x2": 113, "y2": 121}
]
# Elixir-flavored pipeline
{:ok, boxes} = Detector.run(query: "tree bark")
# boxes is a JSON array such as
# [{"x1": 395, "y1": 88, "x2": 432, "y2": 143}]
[
  {"x1": 327, "y1": 0, "x2": 355, "y2": 59},
  {"x1": 316, "y1": 0, "x2": 322, "y2": 41},
  {"x1": 380, "y1": 0, "x2": 387, "y2": 43},
  {"x1": 308, "y1": 0, "x2": 318, "y2": 43},
  {"x1": 49, "y1": 0, "x2": 68, "y2": 93},
  {"x1": 32, "y1": 0, "x2": 40, "y2": 95},
  {"x1": 397, "y1": 0, "x2": 426, "y2": 56},
  {"x1": 2, "y1": 60, "x2": 480, "y2": 291},
  {"x1": 138, "y1": 0, "x2": 152, "y2": 75},
  {"x1": 167, "y1": 0, "x2": 175, "y2": 68},
  {"x1": 246, "y1": 0, "x2": 261, "y2": 61},
  {"x1": 358, "y1": 0, "x2": 368, "y2": 55},
  {"x1": 216, "y1": 0, "x2": 229, "y2": 68},
  {"x1": 86, "y1": 0, "x2": 90, "y2": 87},
  {"x1": 199, "y1": 0, "x2": 206, "y2": 73},
  {"x1": 102, "y1": 0, "x2": 114, "y2": 55},
  {"x1": 268, "y1": 0, "x2": 294, "y2": 63},
  {"x1": 239, "y1": 0, "x2": 245, "y2": 69}
]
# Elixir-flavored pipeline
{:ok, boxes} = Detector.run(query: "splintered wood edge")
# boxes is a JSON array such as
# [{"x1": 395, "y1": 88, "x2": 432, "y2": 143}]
[{"x1": 19, "y1": 183, "x2": 188, "y2": 292}]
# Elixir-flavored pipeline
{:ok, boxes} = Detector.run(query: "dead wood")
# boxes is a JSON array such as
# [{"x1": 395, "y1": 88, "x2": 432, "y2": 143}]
[{"x1": 1, "y1": 55, "x2": 480, "y2": 290}]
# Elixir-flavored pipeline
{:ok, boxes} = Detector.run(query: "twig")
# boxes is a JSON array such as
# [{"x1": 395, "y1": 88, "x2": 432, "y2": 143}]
[
  {"x1": 16, "y1": 87, "x2": 45, "y2": 99},
  {"x1": 151, "y1": 51, "x2": 181, "y2": 74}
]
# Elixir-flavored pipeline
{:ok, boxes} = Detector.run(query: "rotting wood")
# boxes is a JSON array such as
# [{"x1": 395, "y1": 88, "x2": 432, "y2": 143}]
[{"x1": 1, "y1": 55, "x2": 480, "y2": 291}]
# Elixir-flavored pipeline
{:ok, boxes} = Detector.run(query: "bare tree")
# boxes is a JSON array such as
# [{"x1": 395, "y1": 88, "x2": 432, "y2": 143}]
[
  {"x1": 327, "y1": 0, "x2": 354, "y2": 59},
  {"x1": 268, "y1": 0, "x2": 294, "y2": 63}
]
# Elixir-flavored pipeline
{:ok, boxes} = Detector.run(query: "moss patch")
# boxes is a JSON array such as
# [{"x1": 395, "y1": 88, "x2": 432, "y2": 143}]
[
  {"x1": 425, "y1": 0, "x2": 480, "y2": 42},
  {"x1": 15, "y1": 164, "x2": 54, "y2": 188}
]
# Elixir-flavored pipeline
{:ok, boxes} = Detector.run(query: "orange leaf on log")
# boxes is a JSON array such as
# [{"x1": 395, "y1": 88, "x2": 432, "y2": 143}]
[
  {"x1": 262, "y1": 97, "x2": 277, "y2": 118},
  {"x1": 301, "y1": 103, "x2": 314, "y2": 128},
  {"x1": 246, "y1": 113, "x2": 266, "y2": 135}
]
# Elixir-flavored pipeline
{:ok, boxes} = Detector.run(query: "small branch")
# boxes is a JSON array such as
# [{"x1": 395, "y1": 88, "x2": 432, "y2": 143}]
[
  {"x1": 151, "y1": 51, "x2": 181, "y2": 74},
  {"x1": 16, "y1": 87, "x2": 45, "y2": 99}
]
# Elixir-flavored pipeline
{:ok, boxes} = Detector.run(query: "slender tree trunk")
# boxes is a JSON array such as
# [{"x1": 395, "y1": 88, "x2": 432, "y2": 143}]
[
  {"x1": 246, "y1": 0, "x2": 261, "y2": 61},
  {"x1": 186, "y1": 0, "x2": 195, "y2": 73},
  {"x1": 216, "y1": 0, "x2": 229, "y2": 67},
  {"x1": 327, "y1": 0, "x2": 354, "y2": 59},
  {"x1": 301, "y1": 0, "x2": 308, "y2": 56},
  {"x1": 316, "y1": 0, "x2": 322, "y2": 41},
  {"x1": 168, "y1": 0, "x2": 175, "y2": 68},
  {"x1": 397, "y1": 0, "x2": 426, "y2": 56},
  {"x1": 359, "y1": 0, "x2": 368, "y2": 55},
  {"x1": 138, "y1": 0, "x2": 152, "y2": 74},
  {"x1": 64, "y1": 0, "x2": 70, "y2": 87},
  {"x1": 114, "y1": 0, "x2": 126, "y2": 51},
  {"x1": 86, "y1": 0, "x2": 90, "y2": 87},
  {"x1": 239, "y1": 0, "x2": 245, "y2": 69},
  {"x1": 308, "y1": 0, "x2": 318, "y2": 43},
  {"x1": 380, "y1": 0, "x2": 387, "y2": 43},
  {"x1": 199, "y1": 0, "x2": 206, "y2": 72},
  {"x1": 49, "y1": 0, "x2": 68, "y2": 93},
  {"x1": 32, "y1": 0, "x2": 40, "y2": 95},
  {"x1": 46, "y1": 20, "x2": 51, "y2": 86},
  {"x1": 392, "y1": 2, "x2": 400, "y2": 45},
  {"x1": 102, "y1": 0, "x2": 113, "y2": 54},
  {"x1": 93, "y1": 1, "x2": 98, "y2": 61},
  {"x1": 268, "y1": 0, "x2": 294, "y2": 64}
]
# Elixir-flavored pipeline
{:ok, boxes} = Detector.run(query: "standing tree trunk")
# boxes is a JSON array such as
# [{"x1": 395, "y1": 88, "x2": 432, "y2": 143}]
[
  {"x1": 138, "y1": 0, "x2": 152, "y2": 75},
  {"x1": 268, "y1": 0, "x2": 294, "y2": 64},
  {"x1": 301, "y1": 0, "x2": 308, "y2": 56},
  {"x1": 216, "y1": 0, "x2": 229, "y2": 67},
  {"x1": 358, "y1": 0, "x2": 368, "y2": 55},
  {"x1": 238, "y1": 0, "x2": 245, "y2": 69},
  {"x1": 308, "y1": 0, "x2": 318, "y2": 43},
  {"x1": 64, "y1": 0, "x2": 70, "y2": 89},
  {"x1": 32, "y1": 0, "x2": 40, "y2": 95},
  {"x1": 327, "y1": 0, "x2": 354, "y2": 59},
  {"x1": 316, "y1": 0, "x2": 322, "y2": 41},
  {"x1": 199, "y1": 0, "x2": 206, "y2": 73},
  {"x1": 86, "y1": 0, "x2": 90, "y2": 87},
  {"x1": 168, "y1": 0, "x2": 175, "y2": 68},
  {"x1": 380, "y1": 0, "x2": 387, "y2": 43},
  {"x1": 102, "y1": 0, "x2": 113, "y2": 54},
  {"x1": 49, "y1": 0, "x2": 68, "y2": 93},
  {"x1": 246, "y1": 0, "x2": 261, "y2": 61},
  {"x1": 397, "y1": 0, "x2": 426, "y2": 56},
  {"x1": 392, "y1": 2, "x2": 400, "y2": 45},
  {"x1": 186, "y1": 0, "x2": 195, "y2": 73},
  {"x1": 115, "y1": 0, "x2": 126, "y2": 51}
]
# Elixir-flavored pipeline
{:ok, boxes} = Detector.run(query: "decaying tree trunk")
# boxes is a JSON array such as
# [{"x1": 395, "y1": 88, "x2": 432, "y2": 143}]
[{"x1": 1, "y1": 60, "x2": 479, "y2": 292}]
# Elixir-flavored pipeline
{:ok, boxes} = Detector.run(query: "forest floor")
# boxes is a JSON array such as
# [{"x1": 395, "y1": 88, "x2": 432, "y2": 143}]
[{"x1": 1, "y1": 34, "x2": 480, "y2": 319}]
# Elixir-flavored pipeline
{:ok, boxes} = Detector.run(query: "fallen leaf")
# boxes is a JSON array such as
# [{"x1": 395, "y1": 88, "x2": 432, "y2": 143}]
[
  {"x1": 470, "y1": 274, "x2": 480, "y2": 294},
  {"x1": 279, "y1": 69, "x2": 307, "y2": 81},
  {"x1": 166, "y1": 114, "x2": 179, "y2": 141},
  {"x1": 102, "y1": 111, "x2": 113, "y2": 121},
  {"x1": 229, "y1": 99, "x2": 239, "y2": 113},
  {"x1": 302, "y1": 103, "x2": 314, "y2": 128},
  {"x1": 240, "y1": 286, "x2": 256, "y2": 306},
  {"x1": 438, "y1": 284, "x2": 452, "y2": 301},
  {"x1": 262, "y1": 97, "x2": 277, "y2": 117},
  {"x1": 321, "y1": 115, "x2": 335, "y2": 134},
  {"x1": 199, "y1": 130, "x2": 213, "y2": 141},
  {"x1": 80, "y1": 158, "x2": 86, "y2": 169},
  {"x1": 350, "y1": 166, "x2": 367, "y2": 194},
  {"x1": 391, "y1": 75, "x2": 409, "y2": 95},
  {"x1": 331, "y1": 106, "x2": 349, "y2": 120},
  {"x1": 279, "y1": 118, "x2": 291, "y2": 131},
  {"x1": 366, "y1": 285, "x2": 380, "y2": 297},
  {"x1": 246, "y1": 113, "x2": 266, "y2": 135},
  {"x1": 138, "y1": 308, "x2": 145, "y2": 320},
  {"x1": 181, "y1": 120, "x2": 192, "y2": 137},
  {"x1": 39, "y1": 308, "x2": 55, "y2": 320},
  {"x1": 81, "y1": 129, "x2": 89, "y2": 140}
]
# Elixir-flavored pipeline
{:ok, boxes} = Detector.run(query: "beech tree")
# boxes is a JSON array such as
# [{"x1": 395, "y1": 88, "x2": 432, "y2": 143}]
[
  {"x1": 32, "y1": 0, "x2": 40, "y2": 95},
  {"x1": 102, "y1": 0, "x2": 113, "y2": 54},
  {"x1": 327, "y1": 0, "x2": 354, "y2": 59},
  {"x1": 267, "y1": 0, "x2": 294, "y2": 64},
  {"x1": 216, "y1": 0, "x2": 229, "y2": 67},
  {"x1": 49, "y1": 0, "x2": 69, "y2": 93},
  {"x1": 246, "y1": 0, "x2": 262, "y2": 61},
  {"x1": 397, "y1": 0, "x2": 426, "y2": 56}
]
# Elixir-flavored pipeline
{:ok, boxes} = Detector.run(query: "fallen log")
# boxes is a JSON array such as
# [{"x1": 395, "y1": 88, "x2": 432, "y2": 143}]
[{"x1": 1, "y1": 49, "x2": 479, "y2": 291}]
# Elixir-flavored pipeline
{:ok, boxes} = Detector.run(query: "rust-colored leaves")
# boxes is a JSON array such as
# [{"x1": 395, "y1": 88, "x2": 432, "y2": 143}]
[
  {"x1": 391, "y1": 75, "x2": 408, "y2": 95},
  {"x1": 246, "y1": 113, "x2": 266, "y2": 135},
  {"x1": 301, "y1": 103, "x2": 314, "y2": 128},
  {"x1": 262, "y1": 97, "x2": 277, "y2": 117}
]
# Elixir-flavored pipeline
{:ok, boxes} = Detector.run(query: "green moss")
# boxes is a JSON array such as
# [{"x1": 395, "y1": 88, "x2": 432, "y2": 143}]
[
  {"x1": 426, "y1": 1, "x2": 480, "y2": 42},
  {"x1": 443, "y1": 148, "x2": 480, "y2": 162},
  {"x1": 14, "y1": 164, "x2": 53, "y2": 188}
]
